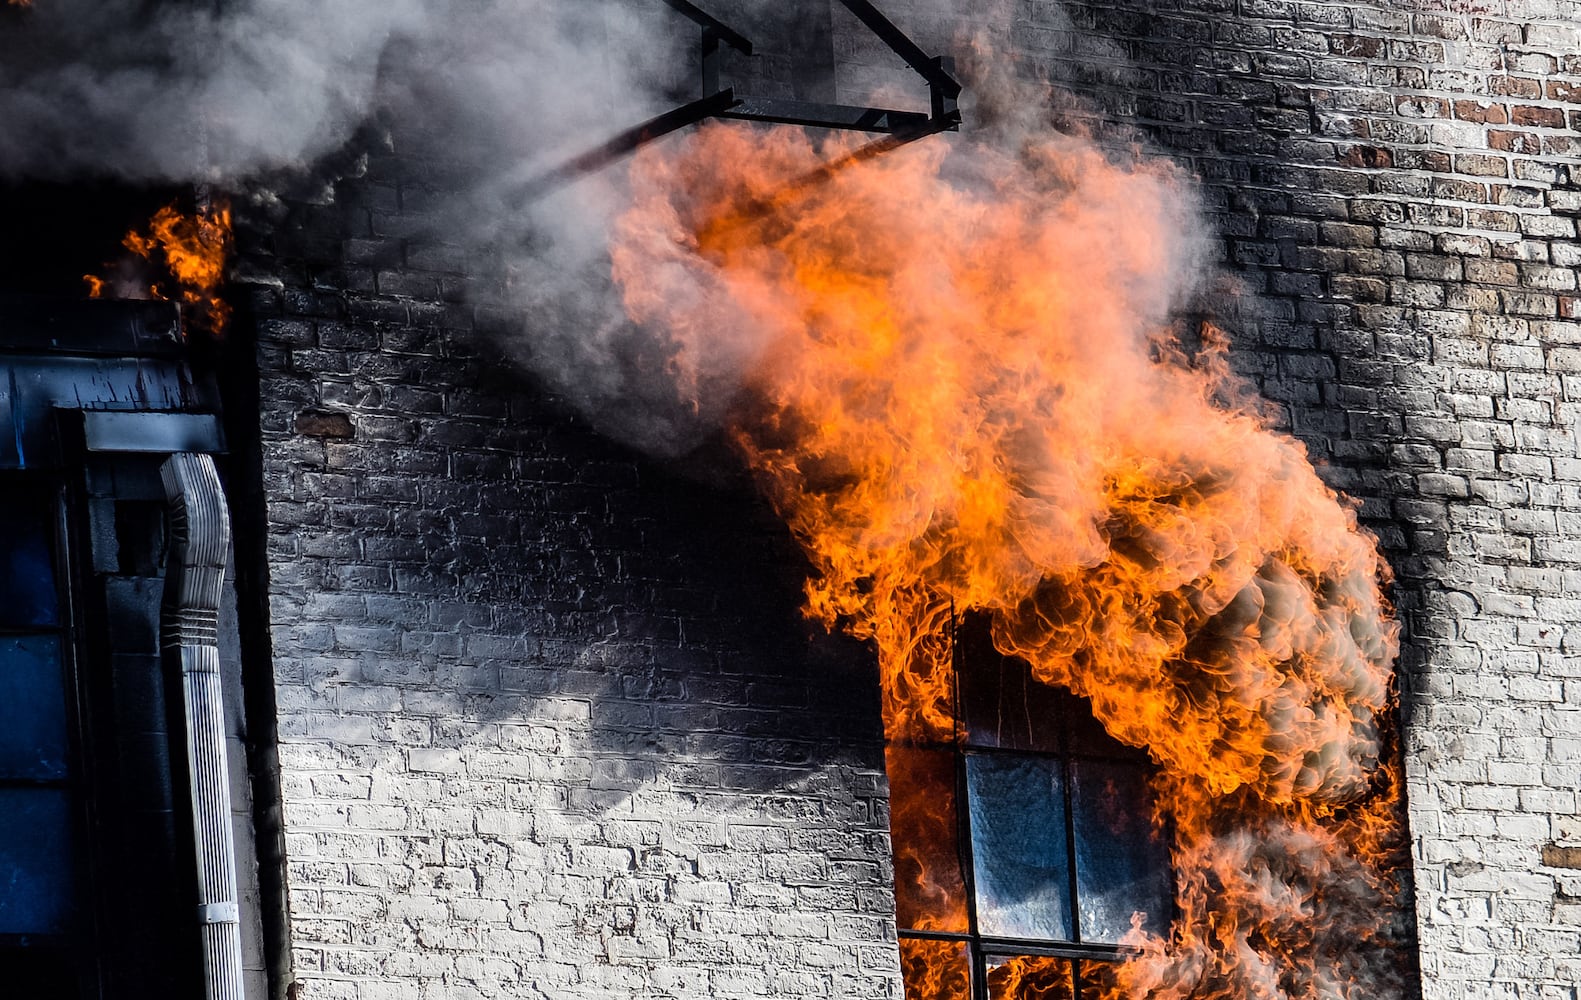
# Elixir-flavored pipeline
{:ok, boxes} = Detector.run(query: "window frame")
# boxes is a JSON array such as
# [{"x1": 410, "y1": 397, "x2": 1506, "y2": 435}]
[
  {"x1": 0, "y1": 472, "x2": 103, "y2": 998},
  {"x1": 892, "y1": 613, "x2": 1176, "y2": 1000}
]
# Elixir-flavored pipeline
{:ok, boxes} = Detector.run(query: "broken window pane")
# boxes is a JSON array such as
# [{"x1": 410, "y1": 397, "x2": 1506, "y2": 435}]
[
  {"x1": 0, "y1": 634, "x2": 68, "y2": 780},
  {"x1": 1076, "y1": 958, "x2": 1121, "y2": 1000},
  {"x1": 1071, "y1": 758, "x2": 1172, "y2": 944},
  {"x1": 888, "y1": 745, "x2": 969, "y2": 933},
  {"x1": 0, "y1": 493, "x2": 58, "y2": 628},
  {"x1": 0, "y1": 788, "x2": 74, "y2": 934},
  {"x1": 899, "y1": 937, "x2": 971, "y2": 1000},
  {"x1": 959, "y1": 636, "x2": 1066, "y2": 754},
  {"x1": 985, "y1": 954, "x2": 1075, "y2": 1000},
  {"x1": 966, "y1": 754, "x2": 1071, "y2": 941},
  {"x1": 1054, "y1": 689, "x2": 1131, "y2": 760}
]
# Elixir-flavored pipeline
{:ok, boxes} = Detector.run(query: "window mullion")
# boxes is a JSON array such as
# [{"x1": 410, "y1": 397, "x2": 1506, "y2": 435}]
[
  {"x1": 949, "y1": 605, "x2": 990, "y2": 1000},
  {"x1": 1063, "y1": 754, "x2": 1081, "y2": 947}
]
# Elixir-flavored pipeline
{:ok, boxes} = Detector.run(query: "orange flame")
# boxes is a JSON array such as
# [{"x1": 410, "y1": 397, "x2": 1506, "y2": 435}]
[
  {"x1": 87, "y1": 199, "x2": 234, "y2": 337},
  {"x1": 986, "y1": 955, "x2": 1075, "y2": 999},
  {"x1": 887, "y1": 746, "x2": 968, "y2": 933},
  {"x1": 611, "y1": 100, "x2": 1410, "y2": 999},
  {"x1": 899, "y1": 938, "x2": 972, "y2": 1000}
]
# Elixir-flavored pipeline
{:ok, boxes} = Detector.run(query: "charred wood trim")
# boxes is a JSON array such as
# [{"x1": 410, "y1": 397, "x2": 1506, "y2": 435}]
[
  {"x1": 211, "y1": 308, "x2": 296, "y2": 1000},
  {"x1": 0, "y1": 295, "x2": 182, "y2": 358}
]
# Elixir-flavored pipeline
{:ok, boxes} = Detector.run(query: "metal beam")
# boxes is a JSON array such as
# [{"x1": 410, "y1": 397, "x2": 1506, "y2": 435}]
[
  {"x1": 518, "y1": 89, "x2": 742, "y2": 201},
  {"x1": 526, "y1": 0, "x2": 962, "y2": 199},
  {"x1": 719, "y1": 97, "x2": 934, "y2": 134},
  {"x1": 837, "y1": 0, "x2": 962, "y2": 98},
  {"x1": 660, "y1": 0, "x2": 754, "y2": 54}
]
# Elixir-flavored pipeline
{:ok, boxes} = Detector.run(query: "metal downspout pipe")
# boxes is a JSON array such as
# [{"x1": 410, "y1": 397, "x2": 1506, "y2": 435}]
[{"x1": 161, "y1": 452, "x2": 245, "y2": 1000}]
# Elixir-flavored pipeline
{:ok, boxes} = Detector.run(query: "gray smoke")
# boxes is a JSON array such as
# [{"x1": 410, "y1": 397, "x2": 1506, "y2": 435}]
[
  {"x1": 0, "y1": 0, "x2": 1131, "y2": 456},
  {"x1": 0, "y1": 0, "x2": 767, "y2": 451},
  {"x1": 0, "y1": 0, "x2": 686, "y2": 184}
]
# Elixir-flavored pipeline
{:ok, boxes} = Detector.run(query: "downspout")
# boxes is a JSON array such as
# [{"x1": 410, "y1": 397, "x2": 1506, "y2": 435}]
[{"x1": 161, "y1": 451, "x2": 245, "y2": 1000}]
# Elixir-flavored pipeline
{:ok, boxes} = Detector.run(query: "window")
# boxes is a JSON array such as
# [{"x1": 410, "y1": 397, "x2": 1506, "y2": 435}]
[
  {"x1": 891, "y1": 615, "x2": 1172, "y2": 999},
  {"x1": 0, "y1": 480, "x2": 86, "y2": 996}
]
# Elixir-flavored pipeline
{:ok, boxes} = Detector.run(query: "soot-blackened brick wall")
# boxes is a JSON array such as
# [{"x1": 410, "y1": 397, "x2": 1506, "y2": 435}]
[
  {"x1": 843, "y1": 1, "x2": 1581, "y2": 996},
  {"x1": 235, "y1": 135, "x2": 896, "y2": 997}
]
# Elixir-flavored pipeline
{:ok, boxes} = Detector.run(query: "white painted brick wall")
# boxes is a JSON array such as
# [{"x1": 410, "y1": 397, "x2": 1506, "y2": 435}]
[{"x1": 242, "y1": 2, "x2": 1581, "y2": 997}]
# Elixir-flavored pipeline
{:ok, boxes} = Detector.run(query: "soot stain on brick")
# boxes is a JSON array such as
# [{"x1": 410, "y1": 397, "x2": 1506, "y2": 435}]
[{"x1": 442, "y1": 404, "x2": 888, "y2": 795}]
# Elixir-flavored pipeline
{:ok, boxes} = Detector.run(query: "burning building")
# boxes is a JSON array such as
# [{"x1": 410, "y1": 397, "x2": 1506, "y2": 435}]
[{"x1": 0, "y1": 2, "x2": 1578, "y2": 999}]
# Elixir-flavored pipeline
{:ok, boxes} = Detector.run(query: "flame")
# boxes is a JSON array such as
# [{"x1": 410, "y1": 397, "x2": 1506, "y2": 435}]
[
  {"x1": 887, "y1": 746, "x2": 968, "y2": 933},
  {"x1": 899, "y1": 938, "x2": 972, "y2": 1000},
  {"x1": 609, "y1": 78, "x2": 1409, "y2": 999},
  {"x1": 985, "y1": 956, "x2": 1074, "y2": 999},
  {"x1": 87, "y1": 199, "x2": 234, "y2": 337}
]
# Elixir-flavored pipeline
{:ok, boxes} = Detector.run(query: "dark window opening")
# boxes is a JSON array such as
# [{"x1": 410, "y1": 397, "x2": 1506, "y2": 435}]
[
  {"x1": 891, "y1": 613, "x2": 1173, "y2": 1000},
  {"x1": 0, "y1": 181, "x2": 176, "y2": 298}
]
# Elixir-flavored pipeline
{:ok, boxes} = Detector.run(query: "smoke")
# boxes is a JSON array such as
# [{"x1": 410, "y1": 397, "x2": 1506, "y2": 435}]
[
  {"x1": 1, "y1": 0, "x2": 710, "y2": 449},
  {"x1": 0, "y1": 0, "x2": 684, "y2": 184},
  {"x1": 1, "y1": 0, "x2": 1204, "y2": 457},
  {"x1": 0, "y1": 0, "x2": 1076, "y2": 456},
  {"x1": 1, "y1": 0, "x2": 413, "y2": 181}
]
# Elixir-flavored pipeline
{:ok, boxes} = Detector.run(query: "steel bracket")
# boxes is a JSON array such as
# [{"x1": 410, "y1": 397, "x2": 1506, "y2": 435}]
[{"x1": 529, "y1": 0, "x2": 961, "y2": 196}]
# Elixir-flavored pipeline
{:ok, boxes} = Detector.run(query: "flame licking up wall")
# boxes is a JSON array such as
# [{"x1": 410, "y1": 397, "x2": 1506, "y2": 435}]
[
  {"x1": 86, "y1": 198, "x2": 234, "y2": 337},
  {"x1": 607, "y1": 91, "x2": 1411, "y2": 998}
]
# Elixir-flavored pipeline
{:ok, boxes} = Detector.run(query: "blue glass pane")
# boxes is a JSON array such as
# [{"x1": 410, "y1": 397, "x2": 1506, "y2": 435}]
[
  {"x1": 966, "y1": 755, "x2": 1071, "y2": 941},
  {"x1": 0, "y1": 787, "x2": 75, "y2": 934},
  {"x1": 0, "y1": 493, "x2": 58, "y2": 627},
  {"x1": 1071, "y1": 759, "x2": 1172, "y2": 944},
  {"x1": 0, "y1": 635, "x2": 68, "y2": 780}
]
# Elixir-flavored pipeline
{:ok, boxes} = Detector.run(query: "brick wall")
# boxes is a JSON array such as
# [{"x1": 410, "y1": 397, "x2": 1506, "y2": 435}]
[
  {"x1": 846, "y1": 1, "x2": 1580, "y2": 996},
  {"x1": 236, "y1": 134, "x2": 897, "y2": 998},
  {"x1": 236, "y1": 2, "x2": 1581, "y2": 998}
]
